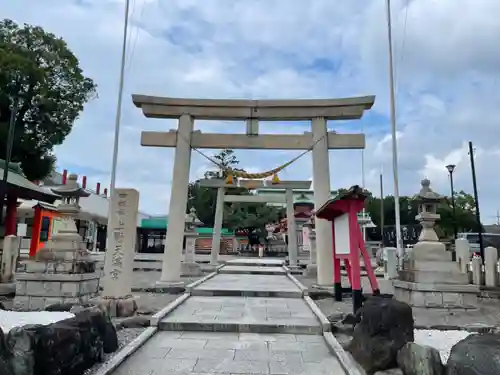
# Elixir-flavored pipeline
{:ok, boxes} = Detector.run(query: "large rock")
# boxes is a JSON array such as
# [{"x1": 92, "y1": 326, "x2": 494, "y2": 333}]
[
  {"x1": 397, "y1": 342, "x2": 443, "y2": 375},
  {"x1": 446, "y1": 333, "x2": 500, "y2": 375},
  {"x1": 0, "y1": 328, "x2": 14, "y2": 375},
  {"x1": 4, "y1": 307, "x2": 118, "y2": 375},
  {"x1": 347, "y1": 297, "x2": 414, "y2": 374}
]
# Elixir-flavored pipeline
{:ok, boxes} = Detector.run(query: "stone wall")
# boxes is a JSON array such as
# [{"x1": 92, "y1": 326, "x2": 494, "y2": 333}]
[{"x1": 15, "y1": 270, "x2": 100, "y2": 311}]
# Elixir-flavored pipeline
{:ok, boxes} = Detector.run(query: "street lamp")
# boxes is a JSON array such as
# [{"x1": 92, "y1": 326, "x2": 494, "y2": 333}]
[{"x1": 446, "y1": 164, "x2": 457, "y2": 261}]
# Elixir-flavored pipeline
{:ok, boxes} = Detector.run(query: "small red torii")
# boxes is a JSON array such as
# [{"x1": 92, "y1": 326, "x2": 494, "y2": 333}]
[{"x1": 315, "y1": 185, "x2": 380, "y2": 312}]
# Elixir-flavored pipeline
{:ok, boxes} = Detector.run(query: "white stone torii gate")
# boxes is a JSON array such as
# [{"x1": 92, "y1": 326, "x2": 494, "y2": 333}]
[
  {"x1": 198, "y1": 179, "x2": 311, "y2": 266},
  {"x1": 134, "y1": 95, "x2": 374, "y2": 286}
]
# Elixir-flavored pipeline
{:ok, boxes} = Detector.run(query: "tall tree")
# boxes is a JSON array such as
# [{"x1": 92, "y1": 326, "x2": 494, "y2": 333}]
[
  {"x1": 0, "y1": 19, "x2": 97, "y2": 180},
  {"x1": 187, "y1": 149, "x2": 283, "y2": 238},
  {"x1": 187, "y1": 149, "x2": 248, "y2": 227}
]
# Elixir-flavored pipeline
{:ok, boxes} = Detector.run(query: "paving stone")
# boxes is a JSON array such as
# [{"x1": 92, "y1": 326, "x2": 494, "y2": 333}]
[
  {"x1": 234, "y1": 349, "x2": 303, "y2": 362},
  {"x1": 192, "y1": 274, "x2": 301, "y2": 297},
  {"x1": 239, "y1": 333, "x2": 298, "y2": 342},
  {"x1": 270, "y1": 357, "x2": 344, "y2": 375},
  {"x1": 194, "y1": 358, "x2": 270, "y2": 374},
  {"x1": 219, "y1": 265, "x2": 286, "y2": 275},
  {"x1": 166, "y1": 347, "x2": 235, "y2": 359},
  {"x1": 225, "y1": 258, "x2": 284, "y2": 267},
  {"x1": 159, "y1": 296, "x2": 320, "y2": 333}
]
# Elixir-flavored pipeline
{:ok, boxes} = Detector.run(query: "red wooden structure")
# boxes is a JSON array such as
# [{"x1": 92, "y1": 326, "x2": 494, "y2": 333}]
[{"x1": 315, "y1": 185, "x2": 380, "y2": 312}]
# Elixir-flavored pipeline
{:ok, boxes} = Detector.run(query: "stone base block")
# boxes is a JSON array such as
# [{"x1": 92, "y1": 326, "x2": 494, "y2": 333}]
[
  {"x1": 393, "y1": 280, "x2": 479, "y2": 309},
  {"x1": 181, "y1": 261, "x2": 203, "y2": 277},
  {"x1": 14, "y1": 271, "x2": 101, "y2": 311},
  {"x1": 93, "y1": 296, "x2": 138, "y2": 317},
  {"x1": 303, "y1": 264, "x2": 317, "y2": 278}
]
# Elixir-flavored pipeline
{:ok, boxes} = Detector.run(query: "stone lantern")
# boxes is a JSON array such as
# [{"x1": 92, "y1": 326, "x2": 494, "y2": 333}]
[
  {"x1": 182, "y1": 207, "x2": 203, "y2": 276},
  {"x1": 414, "y1": 178, "x2": 443, "y2": 243},
  {"x1": 14, "y1": 174, "x2": 100, "y2": 310},
  {"x1": 37, "y1": 173, "x2": 92, "y2": 263},
  {"x1": 392, "y1": 178, "x2": 478, "y2": 309},
  {"x1": 303, "y1": 217, "x2": 317, "y2": 277}
]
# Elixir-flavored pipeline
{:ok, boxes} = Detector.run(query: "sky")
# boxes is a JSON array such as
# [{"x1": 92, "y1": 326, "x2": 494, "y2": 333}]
[{"x1": 4, "y1": 0, "x2": 500, "y2": 224}]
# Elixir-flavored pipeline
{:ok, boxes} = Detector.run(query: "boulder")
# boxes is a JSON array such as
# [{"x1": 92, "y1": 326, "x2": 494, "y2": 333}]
[
  {"x1": 4, "y1": 307, "x2": 118, "y2": 375},
  {"x1": 446, "y1": 333, "x2": 500, "y2": 375},
  {"x1": 44, "y1": 303, "x2": 77, "y2": 312},
  {"x1": 347, "y1": 297, "x2": 414, "y2": 374},
  {"x1": 5, "y1": 325, "x2": 38, "y2": 375},
  {"x1": 0, "y1": 328, "x2": 14, "y2": 375},
  {"x1": 374, "y1": 369, "x2": 403, "y2": 375},
  {"x1": 397, "y1": 342, "x2": 443, "y2": 375}
]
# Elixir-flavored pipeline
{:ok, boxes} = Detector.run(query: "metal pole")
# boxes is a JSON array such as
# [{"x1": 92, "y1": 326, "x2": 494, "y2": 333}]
[
  {"x1": 104, "y1": 0, "x2": 130, "y2": 255},
  {"x1": 380, "y1": 172, "x2": 384, "y2": 246},
  {"x1": 361, "y1": 125, "x2": 366, "y2": 242},
  {"x1": 385, "y1": 0, "x2": 403, "y2": 264},
  {"x1": 468, "y1": 141, "x2": 484, "y2": 262},
  {"x1": 0, "y1": 97, "x2": 18, "y2": 224},
  {"x1": 449, "y1": 172, "x2": 457, "y2": 239},
  {"x1": 449, "y1": 170, "x2": 457, "y2": 261}
]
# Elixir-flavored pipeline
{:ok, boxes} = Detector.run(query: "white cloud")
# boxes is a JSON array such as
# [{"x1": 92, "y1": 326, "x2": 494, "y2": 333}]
[{"x1": 3, "y1": 0, "x2": 500, "y2": 223}]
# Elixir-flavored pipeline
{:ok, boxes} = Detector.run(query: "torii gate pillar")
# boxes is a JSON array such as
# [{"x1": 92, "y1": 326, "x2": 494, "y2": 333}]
[
  {"x1": 160, "y1": 114, "x2": 193, "y2": 284},
  {"x1": 311, "y1": 117, "x2": 334, "y2": 285}
]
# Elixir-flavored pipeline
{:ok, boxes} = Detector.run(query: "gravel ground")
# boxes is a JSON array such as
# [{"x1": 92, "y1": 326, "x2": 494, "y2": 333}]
[{"x1": 84, "y1": 328, "x2": 145, "y2": 375}]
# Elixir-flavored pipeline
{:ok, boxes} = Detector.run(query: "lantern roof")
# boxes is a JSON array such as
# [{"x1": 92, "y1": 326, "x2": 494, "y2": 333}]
[
  {"x1": 414, "y1": 178, "x2": 444, "y2": 202},
  {"x1": 51, "y1": 174, "x2": 90, "y2": 198}
]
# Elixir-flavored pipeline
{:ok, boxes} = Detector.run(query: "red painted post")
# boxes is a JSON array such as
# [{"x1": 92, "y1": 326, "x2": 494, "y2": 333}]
[
  {"x1": 96, "y1": 182, "x2": 101, "y2": 195},
  {"x1": 82, "y1": 176, "x2": 87, "y2": 189},
  {"x1": 348, "y1": 206, "x2": 363, "y2": 312},
  {"x1": 62, "y1": 169, "x2": 68, "y2": 184}
]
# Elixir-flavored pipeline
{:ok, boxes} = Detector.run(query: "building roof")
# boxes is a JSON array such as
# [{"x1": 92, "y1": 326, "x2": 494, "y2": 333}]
[
  {"x1": 18, "y1": 186, "x2": 152, "y2": 226},
  {"x1": 0, "y1": 160, "x2": 59, "y2": 203}
]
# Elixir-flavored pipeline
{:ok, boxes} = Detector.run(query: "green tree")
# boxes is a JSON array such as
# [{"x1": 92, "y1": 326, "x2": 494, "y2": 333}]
[
  {"x1": 364, "y1": 190, "x2": 479, "y2": 240},
  {"x1": 187, "y1": 149, "x2": 284, "y2": 238},
  {"x1": 0, "y1": 19, "x2": 97, "y2": 180},
  {"x1": 437, "y1": 190, "x2": 479, "y2": 238},
  {"x1": 187, "y1": 149, "x2": 249, "y2": 227}
]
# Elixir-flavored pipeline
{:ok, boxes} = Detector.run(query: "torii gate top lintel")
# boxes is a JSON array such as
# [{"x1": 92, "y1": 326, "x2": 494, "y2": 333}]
[{"x1": 132, "y1": 94, "x2": 375, "y2": 121}]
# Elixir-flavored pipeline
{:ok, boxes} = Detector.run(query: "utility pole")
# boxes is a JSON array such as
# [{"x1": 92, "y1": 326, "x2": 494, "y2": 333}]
[
  {"x1": 380, "y1": 172, "x2": 384, "y2": 246},
  {"x1": 468, "y1": 141, "x2": 484, "y2": 262},
  {"x1": 385, "y1": 0, "x2": 403, "y2": 265},
  {"x1": 103, "y1": 0, "x2": 130, "y2": 274}
]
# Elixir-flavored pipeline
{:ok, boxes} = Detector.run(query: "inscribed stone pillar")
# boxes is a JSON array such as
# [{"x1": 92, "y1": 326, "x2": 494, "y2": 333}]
[
  {"x1": 211, "y1": 187, "x2": 225, "y2": 265},
  {"x1": 102, "y1": 188, "x2": 139, "y2": 297},
  {"x1": 285, "y1": 188, "x2": 298, "y2": 266},
  {"x1": 185, "y1": 235, "x2": 196, "y2": 263},
  {"x1": 484, "y1": 246, "x2": 498, "y2": 287},
  {"x1": 160, "y1": 114, "x2": 194, "y2": 283},
  {"x1": 455, "y1": 238, "x2": 470, "y2": 273},
  {"x1": 311, "y1": 117, "x2": 334, "y2": 285},
  {"x1": 384, "y1": 247, "x2": 398, "y2": 280},
  {"x1": 0, "y1": 235, "x2": 19, "y2": 283}
]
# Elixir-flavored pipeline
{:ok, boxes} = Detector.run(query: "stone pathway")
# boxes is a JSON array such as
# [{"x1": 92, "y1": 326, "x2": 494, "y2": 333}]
[{"x1": 111, "y1": 258, "x2": 347, "y2": 375}]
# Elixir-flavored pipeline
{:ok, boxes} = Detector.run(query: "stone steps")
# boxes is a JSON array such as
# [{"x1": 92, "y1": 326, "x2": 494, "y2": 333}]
[
  {"x1": 189, "y1": 289, "x2": 303, "y2": 298},
  {"x1": 218, "y1": 265, "x2": 286, "y2": 275},
  {"x1": 158, "y1": 295, "x2": 323, "y2": 335},
  {"x1": 107, "y1": 265, "x2": 349, "y2": 375},
  {"x1": 224, "y1": 258, "x2": 285, "y2": 268},
  {"x1": 158, "y1": 320, "x2": 323, "y2": 335}
]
